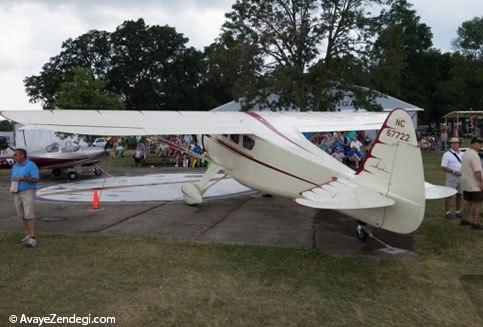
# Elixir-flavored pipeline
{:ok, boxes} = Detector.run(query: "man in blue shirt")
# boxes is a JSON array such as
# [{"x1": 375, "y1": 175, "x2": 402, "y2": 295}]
[{"x1": 10, "y1": 148, "x2": 40, "y2": 247}]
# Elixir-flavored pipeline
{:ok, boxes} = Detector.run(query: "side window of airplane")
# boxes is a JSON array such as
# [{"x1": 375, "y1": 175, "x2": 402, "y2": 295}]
[
  {"x1": 230, "y1": 134, "x2": 240, "y2": 144},
  {"x1": 243, "y1": 135, "x2": 255, "y2": 150},
  {"x1": 45, "y1": 143, "x2": 60, "y2": 153}
]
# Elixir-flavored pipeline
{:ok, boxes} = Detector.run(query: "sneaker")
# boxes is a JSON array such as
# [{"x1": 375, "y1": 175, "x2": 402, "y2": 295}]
[
  {"x1": 471, "y1": 224, "x2": 483, "y2": 230},
  {"x1": 460, "y1": 219, "x2": 472, "y2": 226},
  {"x1": 444, "y1": 211, "x2": 457, "y2": 220},
  {"x1": 19, "y1": 235, "x2": 30, "y2": 244},
  {"x1": 455, "y1": 211, "x2": 464, "y2": 219},
  {"x1": 24, "y1": 237, "x2": 37, "y2": 247}
]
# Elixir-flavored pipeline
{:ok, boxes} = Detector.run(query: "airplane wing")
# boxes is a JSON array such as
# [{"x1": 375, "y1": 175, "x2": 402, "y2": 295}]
[
  {"x1": 0, "y1": 110, "x2": 388, "y2": 136},
  {"x1": 295, "y1": 178, "x2": 395, "y2": 210}
]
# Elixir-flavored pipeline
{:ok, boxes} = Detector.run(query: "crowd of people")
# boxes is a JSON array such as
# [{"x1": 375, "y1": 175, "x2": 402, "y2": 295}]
[
  {"x1": 133, "y1": 135, "x2": 207, "y2": 168},
  {"x1": 441, "y1": 137, "x2": 482, "y2": 230},
  {"x1": 307, "y1": 131, "x2": 373, "y2": 170},
  {"x1": 131, "y1": 131, "x2": 376, "y2": 170}
]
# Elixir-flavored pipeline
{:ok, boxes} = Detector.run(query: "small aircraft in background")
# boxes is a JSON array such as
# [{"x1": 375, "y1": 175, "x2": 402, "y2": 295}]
[
  {"x1": 1, "y1": 108, "x2": 455, "y2": 241},
  {"x1": 0, "y1": 141, "x2": 107, "y2": 180}
]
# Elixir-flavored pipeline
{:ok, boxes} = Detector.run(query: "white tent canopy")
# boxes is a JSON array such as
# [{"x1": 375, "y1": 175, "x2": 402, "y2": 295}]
[
  {"x1": 212, "y1": 92, "x2": 422, "y2": 113},
  {"x1": 211, "y1": 92, "x2": 422, "y2": 128}
]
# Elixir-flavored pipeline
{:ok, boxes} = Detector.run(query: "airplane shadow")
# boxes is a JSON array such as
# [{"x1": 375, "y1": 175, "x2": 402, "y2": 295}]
[{"x1": 313, "y1": 209, "x2": 414, "y2": 256}]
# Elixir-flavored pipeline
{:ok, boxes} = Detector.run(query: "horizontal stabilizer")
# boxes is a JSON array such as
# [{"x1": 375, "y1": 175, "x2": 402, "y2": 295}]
[
  {"x1": 425, "y1": 182, "x2": 457, "y2": 200},
  {"x1": 295, "y1": 179, "x2": 395, "y2": 210}
]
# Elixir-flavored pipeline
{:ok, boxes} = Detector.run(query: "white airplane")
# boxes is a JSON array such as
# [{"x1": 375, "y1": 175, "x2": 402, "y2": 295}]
[{"x1": 1, "y1": 108, "x2": 455, "y2": 241}]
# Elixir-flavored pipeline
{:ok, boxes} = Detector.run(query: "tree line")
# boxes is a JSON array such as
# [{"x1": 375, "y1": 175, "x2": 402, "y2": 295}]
[{"x1": 24, "y1": 0, "x2": 482, "y2": 124}]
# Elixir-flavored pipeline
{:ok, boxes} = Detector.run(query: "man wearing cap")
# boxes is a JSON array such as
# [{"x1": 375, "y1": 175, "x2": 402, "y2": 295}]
[
  {"x1": 441, "y1": 137, "x2": 463, "y2": 219},
  {"x1": 460, "y1": 138, "x2": 483, "y2": 230}
]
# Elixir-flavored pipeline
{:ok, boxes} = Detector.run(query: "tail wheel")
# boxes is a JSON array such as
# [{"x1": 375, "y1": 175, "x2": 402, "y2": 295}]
[
  {"x1": 357, "y1": 224, "x2": 370, "y2": 243},
  {"x1": 67, "y1": 171, "x2": 78, "y2": 181}
]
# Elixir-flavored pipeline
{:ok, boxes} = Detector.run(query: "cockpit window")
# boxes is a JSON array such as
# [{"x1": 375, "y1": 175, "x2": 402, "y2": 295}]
[
  {"x1": 230, "y1": 134, "x2": 240, "y2": 144},
  {"x1": 62, "y1": 142, "x2": 79, "y2": 152},
  {"x1": 243, "y1": 135, "x2": 255, "y2": 150},
  {"x1": 45, "y1": 143, "x2": 60, "y2": 153}
]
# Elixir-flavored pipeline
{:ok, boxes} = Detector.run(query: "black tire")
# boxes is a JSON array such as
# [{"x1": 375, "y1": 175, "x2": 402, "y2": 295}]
[
  {"x1": 357, "y1": 225, "x2": 370, "y2": 243},
  {"x1": 94, "y1": 168, "x2": 102, "y2": 176},
  {"x1": 67, "y1": 171, "x2": 78, "y2": 181},
  {"x1": 52, "y1": 168, "x2": 62, "y2": 177}
]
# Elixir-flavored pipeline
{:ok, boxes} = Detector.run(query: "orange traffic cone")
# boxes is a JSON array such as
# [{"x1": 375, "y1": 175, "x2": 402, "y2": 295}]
[{"x1": 92, "y1": 189, "x2": 100, "y2": 210}]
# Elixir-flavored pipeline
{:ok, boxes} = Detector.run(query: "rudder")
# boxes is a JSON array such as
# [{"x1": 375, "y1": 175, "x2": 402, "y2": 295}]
[{"x1": 355, "y1": 109, "x2": 425, "y2": 234}]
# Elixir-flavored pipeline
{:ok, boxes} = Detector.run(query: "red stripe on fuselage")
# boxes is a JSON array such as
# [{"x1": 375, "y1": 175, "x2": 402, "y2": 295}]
[
  {"x1": 245, "y1": 112, "x2": 314, "y2": 154},
  {"x1": 207, "y1": 135, "x2": 319, "y2": 187}
]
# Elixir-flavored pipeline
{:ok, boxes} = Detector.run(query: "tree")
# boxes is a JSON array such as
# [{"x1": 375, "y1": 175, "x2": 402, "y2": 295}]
[
  {"x1": 24, "y1": 30, "x2": 111, "y2": 108},
  {"x1": 107, "y1": 19, "x2": 204, "y2": 110},
  {"x1": 370, "y1": 0, "x2": 433, "y2": 97},
  {"x1": 0, "y1": 120, "x2": 14, "y2": 131},
  {"x1": 24, "y1": 19, "x2": 212, "y2": 111},
  {"x1": 453, "y1": 16, "x2": 483, "y2": 60},
  {"x1": 435, "y1": 53, "x2": 483, "y2": 113},
  {"x1": 222, "y1": 0, "x2": 386, "y2": 111},
  {"x1": 54, "y1": 68, "x2": 125, "y2": 110}
]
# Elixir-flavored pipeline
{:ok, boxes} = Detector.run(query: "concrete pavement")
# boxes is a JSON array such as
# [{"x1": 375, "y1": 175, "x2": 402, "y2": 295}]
[{"x1": 0, "y1": 168, "x2": 414, "y2": 255}]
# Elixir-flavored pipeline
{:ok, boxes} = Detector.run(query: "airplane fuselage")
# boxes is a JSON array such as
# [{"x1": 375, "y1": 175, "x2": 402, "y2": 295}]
[{"x1": 201, "y1": 129, "x2": 355, "y2": 200}]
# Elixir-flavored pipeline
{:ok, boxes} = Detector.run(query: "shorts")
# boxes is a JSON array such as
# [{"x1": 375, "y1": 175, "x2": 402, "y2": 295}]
[
  {"x1": 133, "y1": 155, "x2": 144, "y2": 164},
  {"x1": 13, "y1": 189, "x2": 36, "y2": 220},
  {"x1": 445, "y1": 174, "x2": 462, "y2": 194},
  {"x1": 463, "y1": 191, "x2": 483, "y2": 203}
]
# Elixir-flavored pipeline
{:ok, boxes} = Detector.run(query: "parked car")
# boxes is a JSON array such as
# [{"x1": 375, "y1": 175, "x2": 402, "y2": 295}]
[{"x1": 93, "y1": 137, "x2": 107, "y2": 148}]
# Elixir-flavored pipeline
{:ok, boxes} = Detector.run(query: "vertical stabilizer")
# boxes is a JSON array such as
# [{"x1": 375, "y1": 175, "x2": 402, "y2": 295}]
[{"x1": 356, "y1": 109, "x2": 425, "y2": 234}]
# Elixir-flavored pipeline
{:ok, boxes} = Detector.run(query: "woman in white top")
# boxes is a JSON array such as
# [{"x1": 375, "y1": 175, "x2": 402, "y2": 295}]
[{"x1": 349, "y1": 137, "x2": 362, "y2": 151}]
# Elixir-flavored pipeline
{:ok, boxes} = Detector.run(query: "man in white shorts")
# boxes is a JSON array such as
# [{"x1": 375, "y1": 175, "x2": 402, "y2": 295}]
[{"x1": 441, "y1": 137, "x2": 463, "y2": 219}]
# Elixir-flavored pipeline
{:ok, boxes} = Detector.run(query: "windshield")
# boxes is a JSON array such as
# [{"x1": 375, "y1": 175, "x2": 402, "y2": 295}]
[
  {"x1": 45, "y1": 142, "x2": 80, "y2": 153},
  {"x1": 61, "y1": 142, "x2": 80, "y2": 152}
]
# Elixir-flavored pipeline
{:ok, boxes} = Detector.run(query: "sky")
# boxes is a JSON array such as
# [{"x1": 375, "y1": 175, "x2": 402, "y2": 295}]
[{"x1": 0, "y1": 0, "x2": 481, "y2": 111}]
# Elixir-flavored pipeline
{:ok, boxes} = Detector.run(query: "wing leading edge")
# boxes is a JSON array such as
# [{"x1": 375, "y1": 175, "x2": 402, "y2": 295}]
[{"x1": 0, "y1": 110, "x2": 388, "y2": 136}]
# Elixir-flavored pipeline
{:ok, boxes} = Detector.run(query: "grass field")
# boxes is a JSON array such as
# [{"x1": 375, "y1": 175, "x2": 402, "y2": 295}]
[
  {"x1": 100, "y1": 149, "x2": 179, "y2": 169},
  {"x1": 1, "y1": 151, "x2": 482, "y2": 326}
]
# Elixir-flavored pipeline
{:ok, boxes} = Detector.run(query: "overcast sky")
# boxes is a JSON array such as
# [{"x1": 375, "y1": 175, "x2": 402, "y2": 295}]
[{"x1": 0, "y1": 0, "x2": 481, "y2": 111}]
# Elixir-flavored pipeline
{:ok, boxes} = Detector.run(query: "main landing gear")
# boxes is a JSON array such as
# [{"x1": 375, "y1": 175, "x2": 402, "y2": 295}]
[
  {"x1": 94, "y1": 167, "x2": 103, "y2": 176},
  {"x1": 52, "y1": 168, "x2": 62, "y2": 177},
  {"x1": 67, "y1": 171, "x2": 79, "y2": 181},
  {"x1": 52, "y1": 165, "x2": 104, "y2": 181},
  {"x1": 181, "y1": 163, "x2": 223, "y2": 205}
]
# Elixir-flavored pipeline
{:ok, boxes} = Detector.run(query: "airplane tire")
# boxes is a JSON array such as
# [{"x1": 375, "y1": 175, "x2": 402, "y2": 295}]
[
  {"x1": 94, "y1": 168, "x2": 102, "y2": 176},
  {"x1": 52, "y1": 169, "x2": 62, "y2": 177},
  {"x1": 67, "y1": 171, "x2": 78, "y2": 181}
]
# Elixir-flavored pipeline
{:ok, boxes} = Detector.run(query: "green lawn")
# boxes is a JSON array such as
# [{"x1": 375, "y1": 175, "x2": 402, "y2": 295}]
[
  {"x1": 0, "y1": 151, "x2": 482, "y2": 326},
  {"x1": 100, "y1": 149, "x2": 178, "y2": 168}
]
